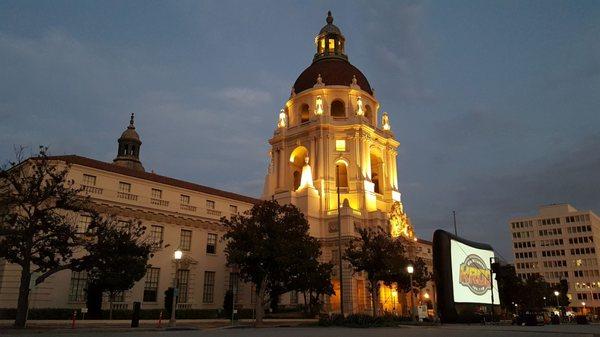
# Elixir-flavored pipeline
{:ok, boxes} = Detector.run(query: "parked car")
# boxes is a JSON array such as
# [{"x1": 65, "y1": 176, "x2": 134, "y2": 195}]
[{"x1": 512, "y1": 311, "x2": 545, "y2": 326}]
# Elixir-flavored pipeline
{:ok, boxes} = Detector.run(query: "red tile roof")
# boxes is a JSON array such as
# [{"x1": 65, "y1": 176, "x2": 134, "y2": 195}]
[{"x1": 46, "y1": 155, "x2": 260, "y2": 205}]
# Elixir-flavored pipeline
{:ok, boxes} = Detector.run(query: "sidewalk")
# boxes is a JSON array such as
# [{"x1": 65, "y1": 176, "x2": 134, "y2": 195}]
[{"x1": 0, "y1": 318, "x2": 317, "y2": 332}]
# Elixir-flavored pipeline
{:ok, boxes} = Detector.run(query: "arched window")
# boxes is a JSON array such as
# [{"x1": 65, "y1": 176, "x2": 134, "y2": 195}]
[
  {"x1": 300, "y1": 104, "x2": 309, "y2": 123},
  {"x1": 331, "y1": 100, "x2": 345, "y2": 118},
  {"x1": 336, "y1": 162, "x2": 348, "y2": 188},
  {"x1": 370, "y1": 151, "x2": 383, "y2": 194},
  {"x1": 365, "y1": 105, "x2": 373, "y2": 124},
  {"x1": 289, "y1": 146, "x2": 309, "y2": 191}
]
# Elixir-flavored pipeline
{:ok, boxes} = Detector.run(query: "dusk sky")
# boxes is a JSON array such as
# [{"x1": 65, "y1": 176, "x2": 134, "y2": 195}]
[{"x1": 1, "y1": 0, "x2": 599, "y2": 260}]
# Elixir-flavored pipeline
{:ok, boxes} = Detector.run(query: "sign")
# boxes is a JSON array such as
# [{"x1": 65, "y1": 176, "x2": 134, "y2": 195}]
[
  {"x1": 81, "y1": 308, "x2": 88, "y2": 313},
  {"x1": 450, "y1": 239, "x2": 500, "y2": 304},
  {"x1": 417, "y1": 305, "x2": 428, "y2": 319}
]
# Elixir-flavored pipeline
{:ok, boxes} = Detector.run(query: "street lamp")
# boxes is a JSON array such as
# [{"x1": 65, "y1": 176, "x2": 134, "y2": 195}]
[
  {"x1": 543, "y1": 296, "x2": 547, "y2": 308},
  {"x1": 407, "y1": 265, "x2": 415, "y2": 321},
  {"x1": 582, "y1": 302, "x2": 586, "y2": 315},
  {"x1": 169, "y1": 249, "x2": 183, "y2": 327}
]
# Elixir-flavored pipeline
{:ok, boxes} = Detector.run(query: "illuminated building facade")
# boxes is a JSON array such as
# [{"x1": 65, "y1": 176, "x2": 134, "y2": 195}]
[
  {"x1": 509, "y1": 204, "x2": 600, "y2": 315},
  {"x1": 262, "y1": 12, "x2": 432, "y2": 315}
]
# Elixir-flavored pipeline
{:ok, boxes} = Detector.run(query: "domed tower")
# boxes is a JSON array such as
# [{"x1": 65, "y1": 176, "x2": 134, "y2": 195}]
[
  {"x1": 113, "y1": 113, "x2": 145, "y2": 172},
  {"x1": 262, "y1": 12, "x2": 415, "y2": 314}
]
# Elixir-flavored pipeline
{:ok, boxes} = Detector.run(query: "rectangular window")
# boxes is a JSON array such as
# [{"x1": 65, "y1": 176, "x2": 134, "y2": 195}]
[
  {"x1": 150, "y1": 225, "x2": 164, "y2": 247},
  {"x1": 177, "y1": 269, "x2": 190, "y2": 303},
  {"x1": 206, "y1": 233, "x2": 217, "y2": 254},
  {"x1": 143, "y1": 267, "x2": 160, "y2": 302},
  {"x1": 206, "y1": 200, "x2": 215, "y2": 209},
  {"x1": 180, "y1": 194, "x2": 190, "y2": 205},
  {"x1": 119, "y1": 182, "x2": 131, "y2": 193},
  {"x1": 335, "y1": 139, "x2": 346, "y2": 152},
  {"x1": 151, "y1": 188, "x2": 162, "y2": 199},
  {"x1": 229, "y1": 205, "x2": 238, "y2": 214},
  {"x1": 203, "y1": 271, "x2": 216, "y2": 303},
  {"x1": 68, "y1": 271, "x2": 88, "y2": 302},
  {"x1": 180, "y1": 229, "x2": 192, "y2": 251},
  {"x1": 76, "y1": 214, "x2": 92, "y2": 234},
  {"x1": 83, "y1": 174, "x2": 96, "y2": 186}
]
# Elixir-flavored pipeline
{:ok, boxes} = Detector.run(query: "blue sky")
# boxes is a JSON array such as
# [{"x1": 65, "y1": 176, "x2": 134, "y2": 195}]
[{"x1": 1, "y1": 0, "x2": 599, "y2": 260}]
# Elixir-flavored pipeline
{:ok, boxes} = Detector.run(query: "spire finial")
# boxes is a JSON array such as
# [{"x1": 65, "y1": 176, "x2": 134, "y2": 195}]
[
  {"x1": 326, "y1": 11, "x2": 333, "y2": 24},
  {"x1": 129, "y1": 113, "x2": 135, "y2": 127}
]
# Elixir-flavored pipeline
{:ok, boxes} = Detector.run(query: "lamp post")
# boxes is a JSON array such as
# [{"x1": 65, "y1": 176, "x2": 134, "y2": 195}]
[
  {"x1": 169, "y1": 249, "x2": 183, "y2": 327},
  {"x1": 543, "y1": 296, "x2": 547, "y2": 308},
  {"x1": 407, "y1": 265, "x2": 415, "y2": 321},
  {"x1": 554, "y1": 290, "x2": 560, "y2": 317},
  {"x1": 582, "y1": 302, "x2": 586, "y2": 316}
]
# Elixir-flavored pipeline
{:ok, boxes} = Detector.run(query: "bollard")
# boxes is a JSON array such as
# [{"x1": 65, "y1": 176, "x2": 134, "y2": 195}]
[
  {"x1": 157, "y1": 310, "x2": 163, "y2": 328},
  {"x1": 71, "y1": 310, "x2": 76, "y2": 329}
]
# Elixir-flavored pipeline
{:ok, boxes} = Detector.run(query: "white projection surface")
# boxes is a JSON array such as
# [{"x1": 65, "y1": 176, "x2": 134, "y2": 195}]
[{"x1": 450, "y1": 239, "x2": 500, "y2": 304}]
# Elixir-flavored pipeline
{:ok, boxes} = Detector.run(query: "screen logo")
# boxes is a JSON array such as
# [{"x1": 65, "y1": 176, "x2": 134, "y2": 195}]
[{"x1": 458, "y1": 254, "x2": 491, "y2": 296}]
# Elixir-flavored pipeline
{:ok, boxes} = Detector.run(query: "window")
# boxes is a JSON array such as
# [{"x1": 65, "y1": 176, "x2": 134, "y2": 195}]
[
  {"x1": 143, "y1": 267, "x2": 160, "y2": 302},
  {"x1": 203, "y1": 271, "x2": 216, "y2": 303},
  {"x1": 150, "y1": 225, "x2": 164, "y2": 247},
  {"x1": 300, "y1": 104, "x2": 309, "y2": 123},
  {"x1": 180, "y1": 194, "x2": 190, "y2": 205},
  {"x1": 335, "y1": 139, "x2": 346, "y2": 152},
  {"x1": 76, "y1": 214, "x2": 92, "y2": 234},
  {"x1": 330, "y1": 100, "x2": 345, "y2": 118},
  {"x1": 180, "y1": 229, "x2": 192, "y2": 251},
  {"x1": 68, "y1": 271, "x2": 88, "y2": 302},
  {"x1": 206, "y1": 233, "x2": 217, "y2": 254},
  {"x1": 151, "y1": 188, "x2": 162, "y2": 199},
  {"x1": 83, "y1": 174, "x2": 96, "y2": 186},
  {"x1": 230, "y1": 205, "x2": 238, "y2": 214},
  {"x1": 328, "y1": 38, "x2": 335, "y2": 52},
  {"x1": 119, "y1": 182, "x2": 131, "y2": 193},
  {"x1": 206, "y1": 200, "x2": 215, "y2": 210},
  {"x1": 336, "y1": 163, "x2": 348, "y2": 188},
  {"x1": 177, "y1": 269, "x2": 190, "y2": 303},
  {"x1": 290, "y1": 291, "x2": 298, "y2": 305}
]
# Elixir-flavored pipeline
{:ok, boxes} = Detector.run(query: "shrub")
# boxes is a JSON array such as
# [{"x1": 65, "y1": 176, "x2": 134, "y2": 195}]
[{"x1": 318, "y1": 313, "x2": 411, "y2": 328}]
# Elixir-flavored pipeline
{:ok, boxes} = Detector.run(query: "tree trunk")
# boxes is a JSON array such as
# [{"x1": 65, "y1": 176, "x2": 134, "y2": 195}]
[
  {"x1": 370, "y1": 280, "x2": 379, "y2": 317},
  {"x1": 254, "y1": 279, "x2": 267, "y2": 327},
  {"x1": 14, "y1": 265, "x2": 32, "y2": 328},
  {"x1": 109, "y1": 297, "x2": 113, "y2": 320}
]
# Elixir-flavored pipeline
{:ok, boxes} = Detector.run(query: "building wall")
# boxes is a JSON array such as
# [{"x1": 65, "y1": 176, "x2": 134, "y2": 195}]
[
  {"x1": 0, "y1": 160, "x2": 255, "y2": 311},
  {"x1": 509, "y1": 204, "x2": 600, "y2": 312}
]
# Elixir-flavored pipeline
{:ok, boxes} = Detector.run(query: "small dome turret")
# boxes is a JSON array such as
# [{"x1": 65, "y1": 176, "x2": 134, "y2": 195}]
[{"x1": 113, "y1": 113, "x2": 145, "y2": 171}]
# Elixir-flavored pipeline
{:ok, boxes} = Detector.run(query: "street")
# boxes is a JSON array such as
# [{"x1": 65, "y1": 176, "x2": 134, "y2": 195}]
[{"x1": 1, "y1": 324, "x2": 600, "y2": 337}]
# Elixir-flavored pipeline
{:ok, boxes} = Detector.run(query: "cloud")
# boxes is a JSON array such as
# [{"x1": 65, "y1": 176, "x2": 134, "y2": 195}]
[{"x1": 215, "y1": 87, "x2": 273, "y2": 107}]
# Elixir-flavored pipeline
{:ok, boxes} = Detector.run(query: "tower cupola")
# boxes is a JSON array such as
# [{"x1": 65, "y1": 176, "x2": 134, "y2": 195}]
[
  {"x1": 314, "y1": 11, "x2": 347, "y2": 62},
  {"x1": 113, "y1": 113, "x2": 145, "y2": 171}
]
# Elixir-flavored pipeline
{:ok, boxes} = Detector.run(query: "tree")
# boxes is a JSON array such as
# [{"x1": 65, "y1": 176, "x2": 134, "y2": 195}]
[
  {"x1": 288, "y1": 257, "x2": 334, "y2": 316},
  {"x1": 0, "y1": 147, "x2": 89, "y2": 328},
  {"x1": 78, "y1": 215, "x2": 153, "y2": 319},
  {"x1": 221, "y1": 200, "x2": 330, "y2": 326},
  {"x1": 495, "y1": 264, "x2": 524, "y2": 312},
  {"x1": 344, "y1": 227, "x2": 406, "y2": 316},
  {"x1": 555, "y1": 279, "x2": 570, "y2": 307}
]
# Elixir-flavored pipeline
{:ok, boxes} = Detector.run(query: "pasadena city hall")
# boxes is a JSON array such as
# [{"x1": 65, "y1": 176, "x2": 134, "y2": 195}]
[{"x1": 0, "y1": 12, "x2": 434, "y2": 316}]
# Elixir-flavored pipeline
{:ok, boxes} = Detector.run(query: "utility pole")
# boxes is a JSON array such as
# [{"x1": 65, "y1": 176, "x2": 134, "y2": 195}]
[
  {"x1": 453, "y1": 211, "x2": 458, "y2": 236},
  {"x1": 336, "y1": 165, "x2": 344, "y2": 316}
]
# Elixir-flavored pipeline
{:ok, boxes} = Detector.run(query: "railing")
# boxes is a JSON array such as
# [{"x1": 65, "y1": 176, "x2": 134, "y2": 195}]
[
  {"x1": 111, "y1": 303, "x2": 128, "y2": 310},
  {"x1": 180, "y1": 204, "x2": 197, "y2": 212},
  {"x1": 117, "y1": 192, "x2": 138, "y2": 201},
  {"x1": 150, "y1": 198, "x2": 169, "y2": 207},
  {"x1": 177, "y1": 303, "x2": 193, "y2": 309},
  {"x1": 82, "y1": 185, "x2": 103, "y2": 194},
  {"x1": 207, "y1": 209, "x2": 222, "y2": 216}
]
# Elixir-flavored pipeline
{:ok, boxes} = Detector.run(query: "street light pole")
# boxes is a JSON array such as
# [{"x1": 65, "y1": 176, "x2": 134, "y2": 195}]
[
  {"x1": 407, "y1": 265, "x2": 415, "y2": 321},
  {"x1": 169, "y1": 250, "x2": 183, "y2": 327},
  {"x1": 336, "y1": 165, "x2": 344, "y2": 317},
  {"x1": 554, "y1": 290, "x2": 560, "y2": 317}
]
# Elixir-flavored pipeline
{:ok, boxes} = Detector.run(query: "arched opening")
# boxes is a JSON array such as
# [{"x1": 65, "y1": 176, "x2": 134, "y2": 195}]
[
  {"x1": 370, "y1": 151, "x2": 383, "y2": 194},
  {"x1": 300, "y1": 104, "x2": 310, "y2": 123},
  {"x1": 331, "y1": 100, "x2": 345, "y2": 118},
  {"x1": 289, "y1": 146, "x2": 309, "y2": 191},
  {"x1": 365, "y1": 105, "x2": 373, "y2": 124},
  {"x1": 335, "y1": 162, "x2": 348, "y2": 188}
]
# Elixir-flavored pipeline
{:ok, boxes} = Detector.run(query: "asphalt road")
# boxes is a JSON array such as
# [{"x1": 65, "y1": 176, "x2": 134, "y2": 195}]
[{"x1": 2, "y1": 325, "x2": 599, "y2": 337}]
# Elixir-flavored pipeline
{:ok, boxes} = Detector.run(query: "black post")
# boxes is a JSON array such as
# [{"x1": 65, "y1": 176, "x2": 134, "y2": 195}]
[
  {"x1": 336, "y1": 165, "x2": 344, "y2": 316},
  {"x1": 131, "y1": 301, "x2": 140, "y2": 328}
]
